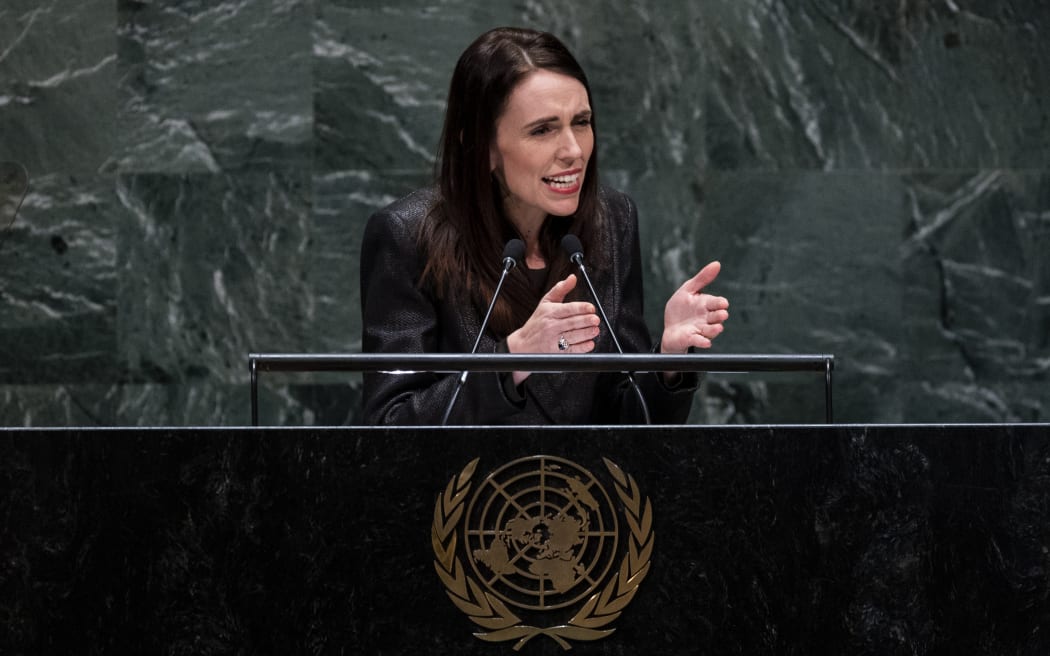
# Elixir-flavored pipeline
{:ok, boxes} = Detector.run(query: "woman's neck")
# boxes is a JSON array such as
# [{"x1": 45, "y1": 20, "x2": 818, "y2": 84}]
[{"x1": 508, "y1": 210, "x2": 547, "y2": 269}]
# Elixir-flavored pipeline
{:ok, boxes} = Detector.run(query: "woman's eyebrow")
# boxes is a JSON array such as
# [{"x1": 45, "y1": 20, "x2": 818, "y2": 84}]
[
  {"x1": 523, "y1": 115, "x2": 559, "y2": 129},
  {"x1": 523, "y1": 109, "x2": 592, "y2": 129}
]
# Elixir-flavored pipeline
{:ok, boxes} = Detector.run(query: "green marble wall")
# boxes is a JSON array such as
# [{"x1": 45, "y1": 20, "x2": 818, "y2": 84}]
[{"x1": 0, "y1": 1, "x2": 1047, "y2": 426}]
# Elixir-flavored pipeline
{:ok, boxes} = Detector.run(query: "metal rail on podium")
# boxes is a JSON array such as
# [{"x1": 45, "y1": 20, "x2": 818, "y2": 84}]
[{"x1": 248, "y1": 353, "x2": 836, "y2": 426}]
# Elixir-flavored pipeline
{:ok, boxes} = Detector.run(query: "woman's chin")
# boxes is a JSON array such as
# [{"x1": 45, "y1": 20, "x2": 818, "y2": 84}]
[{"x1": 543, "y1": 197, "x2": 581, "y2": 217}]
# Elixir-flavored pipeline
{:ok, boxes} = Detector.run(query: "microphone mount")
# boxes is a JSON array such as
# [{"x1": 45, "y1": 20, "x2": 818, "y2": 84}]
[
  {"x1": 442, "y1": 238, "x2": 525, "y2": 425},
  {"x1": 561, "y1": 233, "x2": 651, "y2": 424}
]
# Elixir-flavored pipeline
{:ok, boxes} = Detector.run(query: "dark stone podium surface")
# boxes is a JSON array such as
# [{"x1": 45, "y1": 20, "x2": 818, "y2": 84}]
[{"x1": 3, "y1": 424, "x2": 1049, "y2": 655}]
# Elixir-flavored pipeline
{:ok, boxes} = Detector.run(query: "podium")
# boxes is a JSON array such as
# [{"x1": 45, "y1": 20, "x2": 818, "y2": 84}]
[{"x1": 3, "y1": 423, "x2": 1050, "y2": 653}]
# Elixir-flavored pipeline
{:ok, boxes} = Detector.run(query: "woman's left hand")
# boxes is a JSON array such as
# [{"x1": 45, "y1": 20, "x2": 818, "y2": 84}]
[{"x1": 660, "y1": 261, "x2": 730, "y2": 354}]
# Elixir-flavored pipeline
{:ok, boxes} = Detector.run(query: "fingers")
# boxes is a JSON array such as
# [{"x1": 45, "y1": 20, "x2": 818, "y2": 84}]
[
  {"x1": 680, "y1": 261, "x2": 721, "y2": 295},
  {"x1": 542, "y1": 273, "x2": 577, "y2": 303},
  {"x1": 541, "y1": 275, "x2": 596, "y2": 318},
  {"x1": 555, "y1": 326, "x2": 598, "y2": 354},
  {"x1": 548, "y1": 301, "x2": 597, "y2": 319},
  {"x1": 561, "y1": 322, "x2": 601, "y2": 347},
  {"x1": 547, "y1": 314, "x2": 601, "y2": 354},
  {"x1": 661, "y1": 320, "x2": 727, "y2": 353},
  {"x1": 661, "y1": 329, "x2": 711, "y2": 353},
  {"x1": 508, "y1": 273, "x2": 600, "y2": 354},
  {"x1": 562, "y1": 337, "x2": 596, "y2": 354},
  {"x1": 705, "y1": 295, "x2": 730, "y2": 312},
  {"x1": 557, "y1": 312, "x2": 600, "y2": 331},
  {"x1": 700, "y1": 323, "x2": 725, "y2": 340},
  {"x1": 690, "y1": 322, "x2": 725, "y2": 349},
  {"x1": 706, "y1": 308, "x2": 730, "y2": 324}
]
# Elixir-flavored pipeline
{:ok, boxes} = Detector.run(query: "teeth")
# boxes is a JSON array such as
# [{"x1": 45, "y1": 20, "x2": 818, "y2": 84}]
[{"x1": 544, "y1": 173, "x2": 580, "y2": 187}]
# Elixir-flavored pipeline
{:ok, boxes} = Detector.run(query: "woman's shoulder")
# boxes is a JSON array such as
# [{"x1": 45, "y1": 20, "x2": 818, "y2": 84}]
[
  {"x1": 596, "y1": 184, "x2": 638, "y2": 237},
  {"x1": 368, "y1": 187, "x2": 438, "y2": 228},
  {"x1": 363, "y1": 186, "x2": 439, "y2": 247},
  {"x1": 597, "y1": 184, "x2": 636, "y2": 220},
  {"x1": 360, "y1": 189, "x2": 437, "y2": 273}
]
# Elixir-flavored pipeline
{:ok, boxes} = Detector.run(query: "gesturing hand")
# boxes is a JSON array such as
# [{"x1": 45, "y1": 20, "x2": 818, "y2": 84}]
[
  {"x1": 660, "y1": 261, "x2": 730, "y2": 354},
  {"x1": 506, "y1": 274, "x2": 601, "y2": 385}
]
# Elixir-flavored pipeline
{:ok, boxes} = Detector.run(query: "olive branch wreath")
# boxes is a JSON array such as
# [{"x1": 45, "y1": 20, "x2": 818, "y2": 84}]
[{"x1": 431, "y1": 457, "x2": 654, "y2": 651}]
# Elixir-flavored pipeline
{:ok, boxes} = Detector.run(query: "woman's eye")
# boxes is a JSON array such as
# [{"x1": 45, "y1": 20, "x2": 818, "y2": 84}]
[
  {"x1": 530, "y1": 125, "x2": 552, "y2": 136},
  {"x1": 574, "y1": 118, "x2": 591, "y2": 127}
]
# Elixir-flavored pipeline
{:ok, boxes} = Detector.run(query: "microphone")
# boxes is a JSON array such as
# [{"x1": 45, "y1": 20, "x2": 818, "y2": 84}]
[
  {"x1": 560, "y1": 234, "x2": 651, "y2": 424},
  {"x1": 441, "y1": 238, "x2": 525, "y2": 425}
]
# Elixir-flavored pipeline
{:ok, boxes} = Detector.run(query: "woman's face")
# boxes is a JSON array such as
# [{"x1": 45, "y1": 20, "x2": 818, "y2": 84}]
[{"x1": 491, "y1": 69, "x2": 594, "y2": 231}]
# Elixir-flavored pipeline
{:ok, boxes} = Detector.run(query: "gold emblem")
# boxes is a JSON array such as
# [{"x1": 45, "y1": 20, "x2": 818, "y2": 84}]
[{"x1": 432, "y1": 456, "x2": 654, "y2": 650}]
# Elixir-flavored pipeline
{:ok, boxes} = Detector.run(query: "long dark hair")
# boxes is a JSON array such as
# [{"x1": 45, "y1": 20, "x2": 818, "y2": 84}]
[{"x1": 419, "y1": 27, "x2": 604, "y2": 338}]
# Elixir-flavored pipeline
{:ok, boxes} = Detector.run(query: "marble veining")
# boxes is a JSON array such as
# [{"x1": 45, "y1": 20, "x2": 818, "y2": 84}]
[{"x1": 0, "y1": 1, "x2": 1048, "y2": 425}]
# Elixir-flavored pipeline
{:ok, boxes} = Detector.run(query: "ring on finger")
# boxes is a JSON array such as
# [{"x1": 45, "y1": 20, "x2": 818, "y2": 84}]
[{"x1": 557, "y1": 335, "x2": 569, "y2": 351}]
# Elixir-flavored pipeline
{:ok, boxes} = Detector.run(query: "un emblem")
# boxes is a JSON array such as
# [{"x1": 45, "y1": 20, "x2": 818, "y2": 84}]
[{"x1": 432, "y1": 456, "x2": 654, "y2": 650}]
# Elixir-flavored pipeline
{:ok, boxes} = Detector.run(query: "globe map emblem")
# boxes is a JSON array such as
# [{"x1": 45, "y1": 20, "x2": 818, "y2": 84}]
[{"x1": 464, "y1": 456, "x2": 619, "y2": 611}]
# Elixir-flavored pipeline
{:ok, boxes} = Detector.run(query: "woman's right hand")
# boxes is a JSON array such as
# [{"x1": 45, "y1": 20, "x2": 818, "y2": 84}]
[{"x1": 506, "y1": 274, "x2": 601, "y2": 384}]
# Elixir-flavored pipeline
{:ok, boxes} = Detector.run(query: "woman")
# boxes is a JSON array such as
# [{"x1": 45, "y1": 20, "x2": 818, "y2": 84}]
[{"x1": 360, "y1": 27, "x2": 728, "y2": 425}]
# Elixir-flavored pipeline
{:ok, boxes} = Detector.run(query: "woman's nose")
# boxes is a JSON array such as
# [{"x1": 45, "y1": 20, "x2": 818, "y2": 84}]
[{"x1": 558, "y1": 128, "x2": 583, "y2": 160}]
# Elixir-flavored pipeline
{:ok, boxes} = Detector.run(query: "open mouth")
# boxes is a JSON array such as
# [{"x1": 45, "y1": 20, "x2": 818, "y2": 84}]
[{"x1": 542, "y1": 172, "x2": 581, "y2": 191}]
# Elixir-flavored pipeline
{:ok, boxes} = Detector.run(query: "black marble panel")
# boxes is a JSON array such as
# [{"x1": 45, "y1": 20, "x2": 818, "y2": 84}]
[
  {"x1": 697, "y1": 171, "x2": 903, "y2": 423},
  {"x1": 114, "y1": 171, "x2": 314, "y2": 384},
  {"x1": 0, "y1": 0, "x2": 116, "y2": 175},
  {"x1": 902, "y1": 171, "x2": 1050, "y2": 421},
  {"x1": 3, "y1": 424, "x2": 1049, "y2": 654},
  {"x1": 0, "y1": 385, "x2": 119, "y2": 427},
  {"x1": 704, "y1": 0, "x2": 1050, "y2": 170},
  {"x1": 0, "y1": 173, "x2": 118, "y2": 383},
  {"x1": 112, "y1": 0, "x2": 313, "y2": 174},
  {"x1": 308, "y1": 170, "x2": 428, "y2": 354},
  {"x1": 1, "y1": 1, "x2": 1049, "y2": 428},
  {"x1": 314, "y1": 1, "x2": 522, "y2": 173}
]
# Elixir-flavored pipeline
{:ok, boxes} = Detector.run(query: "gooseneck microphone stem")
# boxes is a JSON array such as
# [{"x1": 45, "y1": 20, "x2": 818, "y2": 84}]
[
  {"x1": 441, "y1": 239, "x2": 524, "y2": 426},
  {"x1": 562, "y1": 236, "x2": 652, "y2": 425},
  {"x1": 569, "y1": 253, "x2": 627, "y2": 353}
]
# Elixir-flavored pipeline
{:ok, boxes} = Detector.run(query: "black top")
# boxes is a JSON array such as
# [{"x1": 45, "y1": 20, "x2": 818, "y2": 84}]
[
  {"x1": 359, "y1": 185, "x2": 697, "y2": 425},
  {"x1": 524, "y1": 266, "x2": 548, "y2": 292}
]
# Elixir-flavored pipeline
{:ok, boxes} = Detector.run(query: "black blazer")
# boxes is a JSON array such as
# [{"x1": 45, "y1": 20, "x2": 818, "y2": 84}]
[{"x1": 359, "y1": 185, "x2": 696, "y2": 425}]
